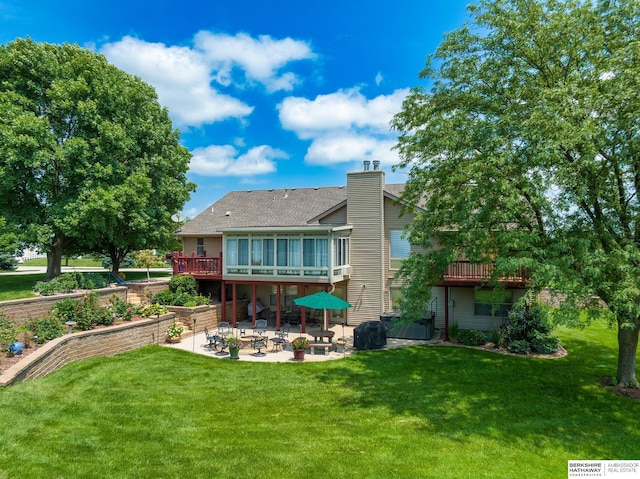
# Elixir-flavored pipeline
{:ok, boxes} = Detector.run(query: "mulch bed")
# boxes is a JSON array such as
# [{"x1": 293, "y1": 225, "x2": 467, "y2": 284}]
[{"x1": 600, "y1": 377, "x2": 640, "y2": 401}]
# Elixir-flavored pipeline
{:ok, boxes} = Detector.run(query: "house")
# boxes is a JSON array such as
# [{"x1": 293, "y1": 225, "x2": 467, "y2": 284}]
[{"x1": 173, "y1": 162, "x2": 528, "y2": 336}]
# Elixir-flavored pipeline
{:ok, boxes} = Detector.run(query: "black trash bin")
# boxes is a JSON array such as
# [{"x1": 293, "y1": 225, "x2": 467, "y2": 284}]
[{"x1": 353, "y1": 321, "x2": 387, "y2": 350}]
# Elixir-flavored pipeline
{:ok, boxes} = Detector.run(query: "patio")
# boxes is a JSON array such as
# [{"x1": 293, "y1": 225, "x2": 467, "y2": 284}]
[{"x1": 163, "y1": 321, "x2": 444, "y2": 362}]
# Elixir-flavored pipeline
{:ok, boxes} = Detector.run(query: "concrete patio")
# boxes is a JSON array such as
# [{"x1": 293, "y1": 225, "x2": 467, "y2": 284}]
[{"x1": 163, "y1": 321, "x2": 444, "y2": 362}]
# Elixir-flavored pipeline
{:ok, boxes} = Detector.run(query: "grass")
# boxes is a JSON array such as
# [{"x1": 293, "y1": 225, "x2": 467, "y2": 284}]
[
  {"x1": 0, "y1": 271, "x2": 172, "y2": 302},
  {"x1": 0, "y1": 321, "x2": 636, "y2": 478},
  {"x1": 20, "y1": 258, "x2": 104, "y2": 267}
]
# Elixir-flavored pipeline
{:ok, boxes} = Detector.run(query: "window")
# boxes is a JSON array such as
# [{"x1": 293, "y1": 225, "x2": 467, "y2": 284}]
[
  {"x1": 333, "y1": 237, "x2": 349, "y2": 266},
  {"x1": 390, "y1": 287, "x2": 403, "y2": 311},
  {"x1": 276, "y1": 237, "x2": 301, "y2": 267},
  {"x1": 390, "y1": 230, "x2": 410, "y2": 269},
  {"x1": 226, "y1": 237, "x2": 249, "y2": 266},
  {"x1": 303, "y1": 238, "x2": 329, "y2": 268},
  {"x1": 270, "y1": 285, "x2": 298, "y2": 307},
  {"x1": 196, "y1": 238, "x2": 205, "y2": 256},
  {"x1": 474, "y1": 290, "x2": 512, "y2": 316}
]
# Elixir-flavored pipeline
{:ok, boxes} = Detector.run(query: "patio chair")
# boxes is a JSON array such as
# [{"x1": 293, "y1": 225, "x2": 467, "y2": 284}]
[
  {"x1": 253, "y1": 319, "x2": 268, "y2": 337},
  {"x1": 214, "y1": 322, "x2": 232, "y2": 355},
  {"x1": 203, "y1": 327, "x2": 217, "y2": 350},
  {"x1": 270, "y1": 323, "x2": 290, "y2": 352},
  {"x1": 276, "y1": 322, "x2": 290, "y2": 340}
]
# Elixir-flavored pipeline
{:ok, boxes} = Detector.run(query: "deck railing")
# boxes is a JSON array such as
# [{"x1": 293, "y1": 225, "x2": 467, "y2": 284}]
[
  {"x1": 171, "y1": 252, "x2": 222, "y2": 277},
  {"x1": 443, "y1": 261, "x2": 528, "y2": 284},
  {"x1": 170, "y1": 254, "x2": 527, "y2": 285}
]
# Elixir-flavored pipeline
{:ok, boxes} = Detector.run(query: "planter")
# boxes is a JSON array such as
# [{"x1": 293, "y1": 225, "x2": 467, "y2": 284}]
[
  {"x1": 292, "y1": 348, "x2": 305, "y2": 361},
  {"x1": 166, "y1": 335, "x2": 182, "y2": 344},
  {"x1": 229, "y1": 347, "x2": 240, "y2": 359}
]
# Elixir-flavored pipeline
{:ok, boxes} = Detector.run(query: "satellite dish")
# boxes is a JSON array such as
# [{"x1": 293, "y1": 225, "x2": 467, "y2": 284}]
[{"x1": 171, "y1": 213, "x2": 186, "y2": 223}]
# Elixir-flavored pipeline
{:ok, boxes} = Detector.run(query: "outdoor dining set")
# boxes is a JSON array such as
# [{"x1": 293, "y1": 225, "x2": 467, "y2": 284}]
[{"x1": 203, "y1": 320, "x2": 293, "y2": 357}]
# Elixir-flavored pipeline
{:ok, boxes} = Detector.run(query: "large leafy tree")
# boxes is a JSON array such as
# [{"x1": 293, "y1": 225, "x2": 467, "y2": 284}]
[
  {"x1": 0, "y1": 38, "x2": 195, "y2": 278},
  {"x1": 392, "y1": 0, "x2": 640, "y2": 386}
]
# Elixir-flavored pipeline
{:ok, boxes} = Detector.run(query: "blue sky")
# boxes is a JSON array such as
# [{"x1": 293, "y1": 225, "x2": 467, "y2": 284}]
[{"x1": 0, "y1": 0, "x2": 471, "y2": 217}]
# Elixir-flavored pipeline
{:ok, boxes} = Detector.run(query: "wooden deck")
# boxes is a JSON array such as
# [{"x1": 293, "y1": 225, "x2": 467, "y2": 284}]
[{"x1": 171, "y1": 253, "x2": 528, "y2": 287}]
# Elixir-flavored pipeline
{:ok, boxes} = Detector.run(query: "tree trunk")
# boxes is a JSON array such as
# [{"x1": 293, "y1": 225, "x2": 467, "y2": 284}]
[
  {"x1": 45, "y1": 233, "x2": 64, "y2": 280},
  {"x1": 617, "y1": 319, "x2": 640, "y2": 388}
]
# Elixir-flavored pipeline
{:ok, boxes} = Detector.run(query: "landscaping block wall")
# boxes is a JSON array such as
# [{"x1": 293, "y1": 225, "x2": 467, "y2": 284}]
[
  {"x1": 0, "y1": 313, "x2": 177, "y2": 386},
  {"x1": 0, "y1": 287, "x2": 129, "y2": 324},
  {"x1": 0, "y1": 298, "x2": 252, "y2": 386},
  {"x1": 126, "y1": 279, "x2": 171, "y2": 303}
]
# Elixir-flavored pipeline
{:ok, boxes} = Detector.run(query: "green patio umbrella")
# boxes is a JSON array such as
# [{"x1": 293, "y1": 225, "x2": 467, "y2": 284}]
[{"x1": 294, "y1": 291, "x2": 352, "y2": 330}]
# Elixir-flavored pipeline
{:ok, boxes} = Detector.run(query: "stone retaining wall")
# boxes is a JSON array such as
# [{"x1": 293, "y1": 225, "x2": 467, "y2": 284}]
[
  {"x1": 168, "y1": 299, "x2": 249, "y2": 333},
  {"x1": 0, "y1": 287, "x2": 129, "y2": 324},
  {"x1": 0, "y1": 298, "x2": 251, "y2": 386},
  {"x1": 0, "y1": 312, "x2": 177, "y2": 386}
]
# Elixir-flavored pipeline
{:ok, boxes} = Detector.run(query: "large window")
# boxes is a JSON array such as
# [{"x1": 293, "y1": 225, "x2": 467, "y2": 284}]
[
  {"x1": 390, "y1": 230, "x2": 410, "y2": 269},
  {"x1": 226, "y1": 233, "x2": 332, "y2": 276},
  {"x1": 196, "y1": 238, "x2": 205, "y2": 256},
  {"x1": 474, "y1": 290, "x2": 512, "y2": 316}
]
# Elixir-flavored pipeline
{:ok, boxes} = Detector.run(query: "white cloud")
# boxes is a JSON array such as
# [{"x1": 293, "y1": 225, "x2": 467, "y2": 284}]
[
  {"x1": 189, "y1": 144, "x2": 288, "y2": 176},
  {"x1": 375, "y1": 71, "x2": 383, "y2": 85},
  {"x1": 100, "y1": 32, "x2": 316, "y2": 127},
  {"x1": 194, "y1": 31, "x2": 316, "y2": 92},
  {"x1": 305, "y1": 134, "x2": 397, "y2": 165},
  {"x1": 278, "y1": 87, "x2": 408, "y2": 138},
  {"x1": 101, "y1": 36, "x2": 253, "y2": 127},
  {"x1": 278, "y1": 87, "x2": 408, "y2": 166}
]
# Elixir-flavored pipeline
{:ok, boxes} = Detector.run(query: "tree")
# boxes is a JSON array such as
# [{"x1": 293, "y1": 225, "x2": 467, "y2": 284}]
[
  {"x1": 392, "y1": 0, "x2": 640, "y2": 386},
  {"x1": 0, "y1": 38, "x2": 195, "y2": 279},
  {"x1": 0, "y1": 217, "x2": 18, "y2": 271},
  {"x1": 132, "y1": 249, "x2": 162, "y2": 280}
]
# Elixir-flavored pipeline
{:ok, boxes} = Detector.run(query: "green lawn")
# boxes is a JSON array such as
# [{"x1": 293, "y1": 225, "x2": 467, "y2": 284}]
[
  {"x1": 0, "y1": 321, "x2": 635, "y2": 478},
  {"x1": 0, "y1": 271, "x2": 172, "y2": 302}
]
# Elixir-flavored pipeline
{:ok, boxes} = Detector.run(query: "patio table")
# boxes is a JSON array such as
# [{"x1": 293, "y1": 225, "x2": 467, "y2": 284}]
[{"x1": 307, "y1": 329, "x2": 335, "y2": 343}]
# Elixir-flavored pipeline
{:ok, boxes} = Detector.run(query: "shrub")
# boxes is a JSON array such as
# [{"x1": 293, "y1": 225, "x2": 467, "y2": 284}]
[
  {"x1": 457, "y1": 329, "x2": 487, "y2": 346},
  {"x1": 489, "y1": 328, "x2": 507, "y2": 348},
  {"x1": 26, "y1": 316, "x2": 64, "y2": 343},
  {"x1": 508, "y1": 339, "x2": 531, "y2": 355},
  {"x1": 506, "y1": 304, "x2": 552, "y2": 342},
  {"x1": 108, "y1": 296, "x2": 136, "y2": 321},
  {"x1": 169, "y1": 275, "x2": 199, "y2": 295},
  {"x1": 531, "y1": 331, "x2": 560, "y2": 354},
  {"x1": 152, "y1": 289, "x2": 176, "y2": 305},
  {"x1": 153, "y1": 289, "x2": 210, "y2": 307},
  {"x1": 76, "y1": 272, "x2": 107, "y2": 290},
  {"x1": 74, "y1": 293, "x2": 105, "y2": 331},
  {"x1": 0, "y1": 253, "x2": 18, "y2": 271},
  {"x1": 138, "y1": 304, "x2": 168, "y2": 317},
  {"x1": 51, "y1": 298, "x2": 79, "y2": 323},
  {"x1": 448, "y1": 322, "x2": 459, "y2": 342},
  {"x1": 0, "y1": 313, "x2": 17, "y2": 352},
  {"x1": 33, "y1": 273, "x2": 79, "y2": 295}
]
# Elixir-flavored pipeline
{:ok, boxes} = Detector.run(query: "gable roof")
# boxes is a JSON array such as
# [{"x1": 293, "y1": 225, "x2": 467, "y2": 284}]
[{"x1": 178, "y1": 183, "x2": 405, "y2": 235}]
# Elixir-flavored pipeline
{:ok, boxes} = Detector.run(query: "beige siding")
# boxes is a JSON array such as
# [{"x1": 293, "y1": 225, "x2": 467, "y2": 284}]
[
  {"x1": 446, "y1": 287, "x2": 526, "y2": 331},
  {"x1": 383, "y1": 197, "x2": 416, "y2": 312},
  {"x1": 346, "y1": 170, "x2": 385, "y2": 325},
  {"x1": 182, "y1": 236, "x2": 222, "y2": 257},
  {"x1": 319, "y1": 205, "x2": 347, "y2": 225}
]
